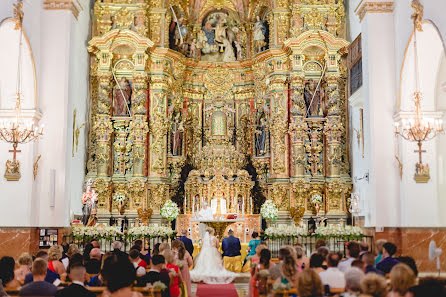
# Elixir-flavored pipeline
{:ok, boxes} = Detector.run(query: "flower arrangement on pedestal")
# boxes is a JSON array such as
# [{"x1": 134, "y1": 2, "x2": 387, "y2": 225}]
[
  {"x1": 260, "y1": 200, "x2": 278, "y2": 223},
  {"x1": 126, "y1": 225, "x2": 174, "y2": 239},
  {"x1": 311, "y1": 193, "x2": 323, "y2": 216},
  {"x1": 72, "y1": 225, "x2": 122, "y2": 241},
  {"x1": 160, "y1": 200, "x2": 180, "y2": 222},
  {"x1": 113, "y1": 194, "x2": 126, "y2": 215},
  {"x1": 314, "y1": 225, "x2": 364, "y2": 240},
  {"x1": 264, "y1": 224, "x2": 307, "y2": 239}
]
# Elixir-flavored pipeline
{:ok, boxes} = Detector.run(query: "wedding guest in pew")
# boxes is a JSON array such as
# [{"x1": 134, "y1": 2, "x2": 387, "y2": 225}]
[
  {"x1": 55, "y1": 262, "x2": 95, "y2": 297},
  {"x1": 251, "y1": 248, "x2": 274, "y2": 297},
  {"x1": 86, "y1": 248, "x2": 102, "y2": 274},
  {"x1": 388, "y1": 263, "x2": 416, "y2": 297},
  {"x1": 309, "y1": 254, "x2": 325, "y2": 274},
  {"x1": 0, "y1": 256, "x2": 21, "y2": 288},
  {"x1": 24, "y1": 251, "x2": 60, "y2": 285},
  {"x1": 360, "y1": 273, "x2": 388, "y2": 297},
  {"x1": 138, "y1": 255, "x2": 170, "y2": 297},
  {"x1": 276, "y1": 246, "x2": 299, "y2": 289},
  {"x1": 89, "y1": 252, "x2": 115, "y2": 287},
  {"x1": 129, "y1": 249, "x2": 146, "y2": 278},
  {"x1": 319, "y1": 252, "x2": 345, "y2": 290},
  {"x1": 342, "y1": 267, "x2": 364, "y2": 297},
  {"x1": 15, "y1": 253, "x2": 33, "y2": 284},
  {"x1": 269, "y1": 247, "x2": 292, "y2": 280},
  {"x1": 171, "y1": 240, "x2": 193, "y2": 297},
  {"x1": 133, "y1": 240, "x2": 150, "y2": 266},
  {"x1": 361, "y1": 252, "x2": 384, "y2": 275},
  {"x1": 297, "y1": 269, "x2": 324, "y2": 297},
  {"x1": 164, "y1": 250, "x2": 182, "y2": 297},
  {"x1": 295, "y1": 245, "x2": 309, "y2": 270},
  {"x1": 101, "y1": 253, "x2": 143, "y2": 297},
  {"x1": 19, "y1": 258, "x2": 58, "y2": 297},
  {"x1": 407, "y1": 277, "x2": 446, "y2": 297}
]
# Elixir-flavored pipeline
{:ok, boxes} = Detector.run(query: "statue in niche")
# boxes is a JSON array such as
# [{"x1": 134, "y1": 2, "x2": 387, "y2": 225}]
[
  {"x1": 304, "y1": 80, "x2": 323, "y2": 117},
  {"x1": 253, "y1": 15, "x2": 267, "y2": 53},
  {"x1": 199, "y1": 12, "x2": 241, "y2": 62},
  {"x1": 82, "y1": 179, "x2": 98, "y2": 226},
  {"x1": 255, "y1": 114, "x2": 268, "y2": 156},
  {"x1": 171, "y1": 112, "x2": 184, "y2": 156},
  {"x1": 169, "y1": 9, "x2": 188, "y2": 54},
  {"x1": 113, "y1": 77, "x2": 132, "y2": 116}
]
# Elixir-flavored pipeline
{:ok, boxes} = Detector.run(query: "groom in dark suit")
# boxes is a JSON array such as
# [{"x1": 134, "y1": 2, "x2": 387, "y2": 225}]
[{"x1": 222, "y1": 229, "x2": 242, "y2": 272}]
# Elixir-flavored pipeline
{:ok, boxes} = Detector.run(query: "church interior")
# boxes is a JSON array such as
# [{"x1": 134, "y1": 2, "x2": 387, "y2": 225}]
[{"x1": 0, "y1": 0, "x2": 446, "y2": 296}]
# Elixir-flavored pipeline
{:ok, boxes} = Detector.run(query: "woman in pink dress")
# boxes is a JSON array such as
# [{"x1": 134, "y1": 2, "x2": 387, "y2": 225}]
[{"x1": 172, "y1": 240, "x2": 193, "y2": 297}]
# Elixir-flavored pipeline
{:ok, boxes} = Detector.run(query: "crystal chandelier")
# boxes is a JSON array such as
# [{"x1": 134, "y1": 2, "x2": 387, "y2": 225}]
[
  {"x1": 394, "y1": 0, "x2": 444, "y2": 182},
  {"x1": 0, "y1": 0, "x2": 44, "y2": 181}
]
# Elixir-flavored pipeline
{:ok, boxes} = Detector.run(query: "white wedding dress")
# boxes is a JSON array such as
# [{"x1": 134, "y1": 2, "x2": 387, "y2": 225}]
[{"x1": 190, "y1": 232, "x2": 237, "y2": 284}]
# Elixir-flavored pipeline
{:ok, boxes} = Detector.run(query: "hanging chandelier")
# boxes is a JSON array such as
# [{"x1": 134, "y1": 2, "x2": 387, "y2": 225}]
[
  {"x1": 0, "y1": 0, "x2": 44, "y2": 181},
  {"x1": 394, "y1": 0, "x2": 444, "y2": 183}
]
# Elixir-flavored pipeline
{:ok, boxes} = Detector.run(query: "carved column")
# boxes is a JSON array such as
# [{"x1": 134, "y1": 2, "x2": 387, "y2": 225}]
[
  {"x1": 112, "y1": 119, "x2": 130, "y2": 177},
  {"x1": 95, "y1": 114, "x2": 113, "y2": 177},
  {"x1": 148, "y1": 10, "x2": 163, "y2": 46},
  {"x1": 129, "y1": 115, "x2": 149, "y2": 177},
  {"x1": 271, "y1": 9, "x2": 290, "y2": 47}
]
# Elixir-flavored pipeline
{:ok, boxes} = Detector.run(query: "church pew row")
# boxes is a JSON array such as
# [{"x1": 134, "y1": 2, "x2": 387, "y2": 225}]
[{"x1": 5, "y1": 286, "x2": 162, "y2": 297}]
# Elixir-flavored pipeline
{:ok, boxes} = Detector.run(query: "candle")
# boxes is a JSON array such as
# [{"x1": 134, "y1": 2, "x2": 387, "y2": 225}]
[
  {"x1": 192, "y1": 197, "x2": 195, "y2": 215},
  {"x1": 242, "y1": 197, "x2": 245, "y2": 217},
  {"x1": 250, "y1": 197, "x2": 253, "y2": 214}
]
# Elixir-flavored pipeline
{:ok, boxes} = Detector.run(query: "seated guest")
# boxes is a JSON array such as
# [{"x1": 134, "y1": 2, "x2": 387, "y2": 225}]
[
  {"x1": 252, "y1": 249, "x2": 274, "y2": 297},
  {"x1": 130, "y1": 245, "x2": 148, "y2": 268},
  {"x1": 251, "y1": 243, "x2": 268, "y2": 266},
  {"x1": 319, "y1": 252, "x2": 345, "y2": 289},
  {"x1": 407, "y1": 277, "x2": 446, "y2": 297},
  {"x1": 276, "y1": 248, "x2": 299, "y2": 289},
  {"x1": 245, "y1": 231, "x2": 261, "y2": 264},
  {"x1": 178, "y1": 230, "x2": 194, "y2": 259},
  {"x1": 0, "y1": 256, "x2": 21, "y2": 288},
  {"x1": 309, "y1": 253, "x2": 325, "y2": 274},
  {"x1": 359, "y1": 242, "x2": 369, "y2": 257},
  {"x1": 90, "y1": 240, "x2": 100, "y2": 250},
  {"x1": 297, "y1": 269, "x2": 324, "y2": 297},
  {"x1": 152, "y1": 243, "x2": 161, "y2": 257},
  {"x1": 88, "y1": 252, "x2": 115, "y2": 287},
  {"x1": 315, "y1": 239, "x2": 327, "y2": 249},
  {"x1": 397, "y1": 256, "x2": 418, "y2": 277},
  {"x1": 342, "y1": 267, "x2": 364, "y2": 297},
  {"x1": 129, "y1": 249, "x2": 146, "y2": 277},
  {"x1": 60, "y1": 242, "x2": 69, "y2": 269},
  {"x1": 317, "y1": 246, "x2": 329, "y2": 269},
  {"x1": 269, "y1": 247, "x2": 291, "y2": 281},
  {"x1": 111, "y1": 241, "x2": 128, "y2": 257},
  {"x1": 133, "y1": 240, "x2": 150, "y2": 265},
  {"x1": 339, "y1": 242, "x2": 360, "y2": 272},
  {"x1": 55, "y1": 262, "x2": 94, "y2": 297},
  {"x1": 351, "y1": 259, "x2": 365, "y2": 272},
  {"x1": 85, "y1": 248, "x2": 102, "y2": 274},
  {"x1": 376, "y1": 242, "x2": 399, "y2": 274},
  {"x1": 159, "y1": 243, "x2": 171, "y2": 255},
  {"x1": 165, "y1": 249, "x2": 182, "y2": 297},
  {"x1": 101, "y1": 254, "x2": 143, "y2": 297},
  {"x1": 360, "y1": 273, "x2": 388, "y2": 297},
  {"x1": 295, "y1": 245, "x2": 309, "y2": 270},
  {"x1": 48, "y1": 246, "x2": 66, "y2": 276},
  {"x1": 19, "y1": 258, "x2": 57, "y2": 297},
  {"x1": 15, "y1": 253, "x2": 33, "y2": 283},
  {"x1": 83, "y1": 244, "x2": 94, "y2": 262},
  {"x1": 62, "y1": 244, "x2": 80, "y2": 270},
  {"x1": 361, "y1": 252, "x2": 384, "y2": 275},
  {"x1": 142, "y1": 255, "x2": 170, "y2": 297},
  {"x1": 388, "y1": 263, "x2": 416, "y2": 297},
  {"x1": 374, "y1": 239, "x2": 387, "y2": 266},
  {"x1": 171, "y1": 240, "x2": 193, "y2": 297},
  {"x1": 24, "y1": 251, "x2": 60, "y2": 285}
]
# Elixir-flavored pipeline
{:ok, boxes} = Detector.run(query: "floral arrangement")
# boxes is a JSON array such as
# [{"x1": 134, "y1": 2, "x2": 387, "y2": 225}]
[
  {"x1": 311, "y1": 193, "x2": 323, "y2": 204},
  {"x1": 126, "y1": 225, "x2": 174, "y2": 239},
  {"x1": 260, "y1": 200, "x2": 279, "y2": 222},
  {"x1": 258, "y1": 269, "x2": 270, "y2": 278},
  {"x1": 272, "y1": 282, "x2": 292, "y2": 292},
  {"x1": 113, "y1": 194, "x2": 126, "y2": 203},
  {"x1": 146, "y1": 281, "x2": 167, "y2": 291},
  {"x1": 314, "y1": 225, "x2": 364, "y2": 240},
  {"x1": 72, "y1": 225, "x2": 122, "y2": 241},
  {"x1": 160, "y1": 200, "x2": 180, "y2": 221},
  {"x1": 264, "y1": 224, "x2": 307, "y2": 239}
]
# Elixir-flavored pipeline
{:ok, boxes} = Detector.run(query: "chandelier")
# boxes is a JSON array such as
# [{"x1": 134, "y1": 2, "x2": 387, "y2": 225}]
[
  {"x1": 0, "y1": 0, "x2": 44, "y2": 181},
  {"x1": 394, "y1": 0, "x2": 444, "y2": 182}
]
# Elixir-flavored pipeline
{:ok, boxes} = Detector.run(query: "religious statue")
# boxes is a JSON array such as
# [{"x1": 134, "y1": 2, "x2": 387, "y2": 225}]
[
  {"x1": 114, "y1": 77, "x2": 132, "y2": 116},
  {"x1": 255, "y1": 116, "x2": 267, "y2": 156},
  {"x1": 5, "y1": 159, "x2": 21, "y2": 181},
  {"x1": 304, "y1": 80, "x2": 323, "y2": 117},
  {"x1": 82, "y1": 179, "x2": 98, "y2": 226},
  {"x1": 253, "y1": 15, "x2": 267, "y2": 53},
  {"x1": 171, "y1": 112, "x2": 184, "y2": 156}
]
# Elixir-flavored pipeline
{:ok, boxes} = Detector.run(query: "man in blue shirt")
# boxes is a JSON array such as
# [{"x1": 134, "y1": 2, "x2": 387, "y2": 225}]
[{"x1": 20, "y1": 258, "x2": 57, "y2": 296}]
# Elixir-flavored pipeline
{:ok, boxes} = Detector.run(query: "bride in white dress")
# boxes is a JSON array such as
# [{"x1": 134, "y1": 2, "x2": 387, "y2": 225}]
[{"x1": 190, "y1": 228, "x2": 237, "y2": 284}]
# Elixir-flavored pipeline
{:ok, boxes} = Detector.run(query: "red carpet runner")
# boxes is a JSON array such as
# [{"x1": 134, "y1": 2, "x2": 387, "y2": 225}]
[{"x1": 196, "y1": 283, "x2": 239, "y2": 297}]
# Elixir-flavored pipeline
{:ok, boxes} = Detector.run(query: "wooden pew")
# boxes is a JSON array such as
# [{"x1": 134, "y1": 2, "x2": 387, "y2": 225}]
[{"x1": 5, "y1": 287, "x2": 20, "y2": 297}]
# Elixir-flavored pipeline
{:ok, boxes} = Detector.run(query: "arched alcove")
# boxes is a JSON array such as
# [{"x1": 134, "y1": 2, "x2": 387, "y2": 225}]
[{"x1": 0, "y1": 19, "x2": 36, "y2": 110}]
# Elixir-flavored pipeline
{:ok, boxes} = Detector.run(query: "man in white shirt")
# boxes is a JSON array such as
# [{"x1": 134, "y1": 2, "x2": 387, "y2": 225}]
[
  {"x1": 319, "y1": 252, "x2": 346, "y2": 289},
  {"x1": 338, "y1": 242, "x2": 360, "y2": 273}
]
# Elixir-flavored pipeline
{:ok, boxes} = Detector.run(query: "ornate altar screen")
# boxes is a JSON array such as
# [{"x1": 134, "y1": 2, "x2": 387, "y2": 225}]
[{"x1": 85, "y1": 0, "x2": 352, "y2": 227}]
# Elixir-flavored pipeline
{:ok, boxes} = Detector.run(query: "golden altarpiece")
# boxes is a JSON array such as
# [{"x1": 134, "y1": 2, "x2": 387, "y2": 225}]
[{"x1": 85, "y1": 0, "x2": 352, "y2": 235}]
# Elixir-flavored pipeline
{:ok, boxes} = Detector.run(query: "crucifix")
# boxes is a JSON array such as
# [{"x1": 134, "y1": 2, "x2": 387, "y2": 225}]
[
  {"x1": 414, "y1": 141, "x2": 426, "y2": 165},
  {"x1": 9, "y1": 143, "x2": 21, "y2": 161}
]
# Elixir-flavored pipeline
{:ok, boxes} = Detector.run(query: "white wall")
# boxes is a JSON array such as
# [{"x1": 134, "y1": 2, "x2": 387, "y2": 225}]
[{"x1": 0, "y1": 0, "x2": 91, "y2": 227}]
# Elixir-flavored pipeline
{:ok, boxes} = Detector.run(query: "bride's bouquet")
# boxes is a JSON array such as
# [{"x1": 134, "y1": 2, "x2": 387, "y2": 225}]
[
  {"x1": 160, "y1": 200, "x2": 180, "y2": 221},
  {"x1": 260, "y1": 200, "x2": 279, "y2": 222}
]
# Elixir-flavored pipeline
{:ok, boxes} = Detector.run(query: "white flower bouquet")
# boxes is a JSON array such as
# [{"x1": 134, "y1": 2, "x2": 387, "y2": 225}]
[
  {"x1": 72, "y1": 225, "x2": 122, "y2": 241},
  {"x1": 160, "y1": 200, "x2": 180, "y2": 221},
  {"x1": 272, "y1": 282, "x2": 292, "y2": 292},
  {"x1": 314, "y1": 225, "x2": 364, "y2": 240},
  {"x1": 126, "y1": 225, "x2": 174, "y2": 239},
  {"x1": 311, "y1": 193, "x2": 323, "y2": 204},
  {"x1": 146, "y1": 281, "x2": 167, "y2": 291},
  {"x1": 264, "y1": 224, "x2": 307, "y2": 239},
  {"x1": 260, "y1": 200, "x2": 278, "y2": 222}
]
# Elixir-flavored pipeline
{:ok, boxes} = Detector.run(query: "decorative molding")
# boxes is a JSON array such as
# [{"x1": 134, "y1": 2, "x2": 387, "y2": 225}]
[
  {"x1": 356, "y1": 2, "x2": 394, "y2": 22},
  {"x1": 43, "y1": 0, "x2": 83, "y2": 20}
]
